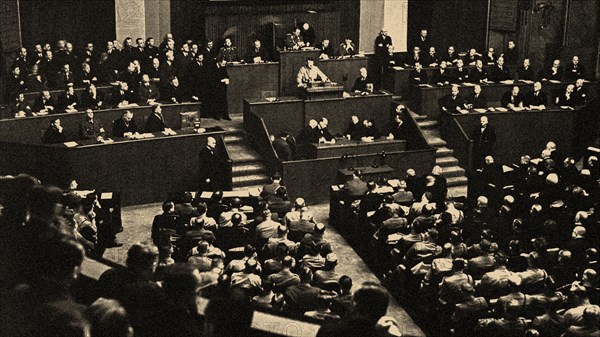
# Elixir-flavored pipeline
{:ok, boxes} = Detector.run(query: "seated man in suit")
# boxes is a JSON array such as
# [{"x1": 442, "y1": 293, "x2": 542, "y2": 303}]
[
  {"x1": 489, "y1": 56, "x2": 512, "y2": 82},
  {"x1": 57, "y1": 83, "x2": 80, "y2": 113},
  {"x1": 344, "y1": 170, "x2": 368, "y2": 196},
  {"x1": 32, "y1": 90, "x2": 56, "y2": 114},
  {"x1": 54, "y1": 63, "x2": 75, "y2": 88},
  {"x1": 464, "y1": 84, "x2": 488, "y2": 110},
  {"x1": 501, "y1": 86, "x2": 524, "y2": 110},
  {"x1": 573, "y1": 78, "x2": 589, "y2": 105},
  {"x1": 432, "y1": 61, "x2": 453, "y2": 85},
  {"x1": 469, "y1": 60, "x2": 489, "y2": 83},
  {"x1": 424, "y1": 46, "x2": 440, "y2": 67},
  {"x1": 441, "y1": 45, "x2": 460, "y2": 64},
  {"x1": 284, "y1": 27, "x2": 305, "y2": 50},
  {"x1": 516, "y1": 58, "x2": 534, "y2": 81},
  {"x1": 539, "y1": 59, "x2": 562, "y2": 81},
  {"x1": 296, "y1": 58, "x2": 329, "y2": 88},
  {"x1": 112, "y1": 110, "x2": 137, "y2": 138},
  {"x1": 345, "y1": 115, "x2": 364, "y2": 141},
  {"x1": 244, "y1": 39, "x2": 270, "y2": 64},
  {"x1": 298, "y1": 119, "x2": 319, "y2": 144},
  {"x1": 564, "y1": 55, "x2": 585, "y2": 81},
  {"x1": 523, "y1": 82, "x2": 548, "y2": 109},
  {"x1": 80, "y1": 83, "x2": 104, "y2": 110},
  {"x1": 79, "y1": 109, "x2": 105, "y2": 140},
  {"x1": 351, "y1": 67, "x2": 373, "y2": 94},
  {"x1": 145, "y1": 105, "x2": 167, "y2": 133},
  {"x1": 338, "y1": 37, "x2": 357, "y2": 57},
  {"x1": 11, "y1": 93, "x2": 31, "y2": 118},
  {"x1": 360, "y1": 119, "x2": 380, "y2": 142},
  {"x1": 217, "y1": 37, "x2": 239, "y2": 63},
  {"x1": 405, "y1": 46, "x2": 422, "y2": 67},
  {"x1": 409, "y1": 62, "x2": 429, "y2": 84},
  {"x1": 317, "y1": 39, "x2": 335, "y2": 60},
  {"x1": 316, "y1": 118, "x2": 335, "y2": 144},
  {"x1": 464, "y1": 48, "x2": 482, "y2": 66},
  {"x1": 111, "y1": 81, "x2": 136, "y2": 108},
  {"x1": 161, "y1": 76, "x2": 187, "y2": 104},
  {"x1": 555, "y1": 84, "x2": 577, "y2": 106},
  {"x1": 439, "y1": 85, "x2": 464, "y2": 114},
  {"x1": 452, "y1": 59, "x2": 470, "y2": 84},
  {"x1": 483, "y1": 47, "x2": 497, "y2": 65},
  {"x1": 43, "y1": 118, "x2": 66, "y2": 144},
  {"x1": 138, "y1": 74, "x2": 160, "y2": 105}
]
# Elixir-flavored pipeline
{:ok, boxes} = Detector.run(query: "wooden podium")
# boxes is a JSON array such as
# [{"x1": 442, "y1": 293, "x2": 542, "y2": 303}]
[
  {"x1": 300, "y1": 82, "x2": 344, "y2": 100},
  {"x1": 279, "y1": 49, "x2": 320, "y2": 96}
]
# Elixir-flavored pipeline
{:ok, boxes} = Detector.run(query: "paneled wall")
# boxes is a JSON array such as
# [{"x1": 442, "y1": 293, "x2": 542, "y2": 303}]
[
  {"x1": 171, "y1": 0, "x2": 359, "y2": 57},
  {"x1": 19, "y1": 0, "x2": 116, "y2": 50}
]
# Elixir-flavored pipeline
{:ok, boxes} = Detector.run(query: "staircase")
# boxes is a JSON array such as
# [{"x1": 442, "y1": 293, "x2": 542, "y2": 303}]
[
  {"x1": 412, "y1": 113, "x2": 469, "y2": 197},
  {"x1": 215, "y1": 116, "x2": 271, "y2": 190}
]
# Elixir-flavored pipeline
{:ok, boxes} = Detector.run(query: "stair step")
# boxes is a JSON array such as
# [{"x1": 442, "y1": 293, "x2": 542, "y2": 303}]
[
  {"x1": 436, "y1": 147, "x2": 454, "y2": 158},
  {"x1": 228, "y1": 145, "x2": 261, "y2": 163},
  {"x1": 418, "y1": 120, "x2": 438, "y2": 129},
  {"x1": 223, "y1": 133, "x2": 245, "y2": 143},
  {"x1": 232, "y1": 174, "x2": 271, "y2": 188},
  {"x1": 440, "y1": 166, "x2": 466, "y2": 178},
  {"x1": 427, "y1": 137, "x2": 447, "y2": 147},
  {"x1": 232, "y1": 163, "x2": 267, "y2": 177},
  {"x1": 448, "y1": 185, "x2": 468, "y2": 198},
  {"x1": 447, "y1": 176, "x2": 469, "y2": 187},
  {"x1": 436, "y1": 156, "x2": 459, "y2": 167}
]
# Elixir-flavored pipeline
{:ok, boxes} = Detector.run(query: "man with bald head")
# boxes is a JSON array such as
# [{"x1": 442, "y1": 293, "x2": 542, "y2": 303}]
[
  {"x1": 464, "y1": 84, "x2": 488, "y2": 110},
  {"x1": 565, "y1": 55, "x2": 586, "y2": 80},
  {"x1": 439, "y1": 85, "x2": 464, "y2": 113},
  {"x1": 199, "y1": 136, "x2": 223, "y2": 191},
  {"x1": 556, "y1": 84, "x2": 577, "y2": 106},
  {"x1": 501, "y1": 86, "x2": 524, "y2": 110},
  {"x1": 524, "y1": 82, "x2": 548, "y2": 109},
  {"x1": 573, "y1": 79, "x2": 589, "y2": 105},
  {"x1": 471, "y1": 116, "x2": 496, "y2": 168},
  {"x1": 540, "y1": 59, "x2": 562, "y2": 81},
  {"x1": 112, "y1": 110, "x2": 137, "y2": 138}
]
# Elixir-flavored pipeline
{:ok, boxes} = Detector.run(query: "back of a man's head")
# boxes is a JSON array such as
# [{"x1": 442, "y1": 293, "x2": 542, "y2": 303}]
[
  {"x1": 126, "y1": 242, "x2": 159, "y2": 273},
  {"x1": 86, "y1": 298, "x2": 132, "y2": 337},
  {"x1": 353, "y1": 283, "x2": 389, "y2": 323},
  {"x1": 162, "y1": 263, "x2": 200, "y2": 305},
  {"x1": 298, "y1": 266, "x2": 313, "y2": 283}
]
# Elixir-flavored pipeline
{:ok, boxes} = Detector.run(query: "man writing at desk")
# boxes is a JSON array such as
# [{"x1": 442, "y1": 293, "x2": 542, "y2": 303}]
[
  {"x1": 297, "y1": 58, "x2": 330, "y2": 88},
  {"x1": 112, "y1": 110, "x2": 138, "y2": 138}
]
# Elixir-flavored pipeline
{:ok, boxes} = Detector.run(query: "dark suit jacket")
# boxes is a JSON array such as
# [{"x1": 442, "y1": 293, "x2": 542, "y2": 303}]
[
  {"x1": 524, "y1": 91, "x2": 548, "y2": 106},
  {"x1": 111, "y1": 89, "x2": 135, "y2": 107},
  {"x1": 316, "y1": 126, "x2": 334, "y2": 141},
  {"x1": 244, "y1": 48, "x2": 270, "y2": 63},
  {"x1": 351, "y1": 76, "x2": 372, "y2": 92},
  {"x1": 405, "y1": 52, "x2": 423, "y2": 67},
  {"x1": 439, "y1": 94, "x2": 464, "y2": 113},
  {"x1": 501, "y1": 92, "x2": 524, "y2": 108},
  {"x1": 564, "y1": 63, "x2": 585, "y2": 80},
  {"x1": 489, "y1": 66, "x2": 512, "y2": 82},
  {"x1": 112, "y1": 118, "x2": 137, "y2": 137},
  {"x1": 469, "y1": 68, "x2": 489, "y2": 83},
  {"x1": 516, "y1": 66, "x2": 534, "y2": 81},
  {"x1": 32, "y1": 96, "x2": 55, "y2": 113},
  {"x1": 344, "y1": 177, "x2": 368, "y2": 196},
  {"x1": 79, "y1": 118, "x2": 105, "y2": 140},
  {"x1": 80, "y1": 91, "x2": 104, "y2": 110},
  {"x1": 138, "y1": 83, "x2": 160, "y2": 104},
  {"x1": 432, "y1": 69, "x2": 453, "y2": 84},
  {"x1": 409, "y1": 70, "x2": 429, "y2": 84},
  {"x1": 452, "y1": 68, "x2": 470, "y2": 83},
  {"x1": 161, "y1": 84, "x2": 187, "y2": 103},
  {"x1": 145, "y1": 113, "x2": 166, "y2": 133},
  {"x1": 43, "y1": 125, "x2": 66, "y2": 144},
  {"x1": 471, "y1": 125, "x2": 496, "y2": 151},
  {"x1": 540, "y1": 66, "x2": 562, "y2": 81},
  {"x1": 374, "y1": 35, "x2": 393, "y2": 56},
  {"x1": 57, "y1": 92, "x2": 80, "y2": 112},
  {"x1": 273, "y1": 138, "x2": 293, "y2": 161},
  {"x1": 424, "y1": 53, "x2": 440, "y2": 67},
  {"x1": 465, "y1": 93, "x2": 488, "y2": 109},
  {"x1": 199, "y1": 146, "x2": 223, "y2": 190}
]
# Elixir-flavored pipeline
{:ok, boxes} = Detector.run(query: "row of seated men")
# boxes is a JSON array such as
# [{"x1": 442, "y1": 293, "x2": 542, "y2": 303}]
[
  {"x1": 0, "y1": 174, "x2": 402, "y2": 337},
  {"x1": 407, "y1": 56, "x2": 588, "y2": 87},
  {"x1": 271, "y1": 109, "x2": 407, "y2": 162},
  {"x1": 437, "y1": 79, "x2": 591, "y2": 113},
  {"x1": 330, "y1": 139, "x2": 599, "y2": 336},
  {"x1": 40, "y1": 107, "x2": 169, "y2": 144}
]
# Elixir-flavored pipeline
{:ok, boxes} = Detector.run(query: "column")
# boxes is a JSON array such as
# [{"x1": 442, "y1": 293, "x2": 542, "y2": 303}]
[
  {"x1": 115, "y1": 0, "x2": 171, "y2": 43},
  {"x1": 359, "y1": 0, "x2": 408, "y2": 53}
]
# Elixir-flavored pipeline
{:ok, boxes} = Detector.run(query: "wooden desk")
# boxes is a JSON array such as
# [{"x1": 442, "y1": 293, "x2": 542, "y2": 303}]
[
  {"x1": 319, "y1": 56, "x2": 369, "y2": 93},
  {"x1": 0, "y1": 102, "x2": 201, "y2": 144},
  {"x1": 439, "y1": 106, "x2": 588, "y2": 168},
  {"x1": 243, "y1": 97, "x2": 304, "y2": 137},
  {"x1": 278, "y1": 50, "x2": 320, "y2": 96},
  {"x1": 301, "y1": 83, "x2": 344, "y2": 100},
  {"x1": 303, "y1": 138, "x2": 406, "y2": 159},
  {"x1": 336, "y1": 165, "x2": 395, "y2": 183},
  {"x1": 0, "y1": 127, "x2": 231, "y2": 205},
  {"x1": 410, "y1": 81, "x2": 597, "y2": 118},
  {"x1": 226, "y1": 62, "x2": 279, "y2": 115}
]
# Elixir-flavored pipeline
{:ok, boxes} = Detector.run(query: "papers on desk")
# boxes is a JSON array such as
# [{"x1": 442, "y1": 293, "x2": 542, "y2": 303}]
[
  {"x1": 331, "y1": 185, "x2": 343, "y2": 192},
  {"x1": 458, "y1": 109, "x2": 470, "y2": 114},
  {"x1": 502, "y1": 165, "x2": 514, "y2": 173},
  {"x1": 392, "y1": 66, "x2": 404, "y2": 70},
  {"x1": 200, "y1": 191, "x2": 213, "y2": 199},
  {"x1": 132, "y1": 133, "x2": 155, "y2": 139},
  {"x1": 162, "y1": 129, "x2": 177, "y2": 136},
  {"x1": 374, "y1": 186, "x2": 394, "y2": 194},
  {"x1": 63, "y1": 141, "x2": 79, "y2": 147},
  {"x1": 418, "y1": 84, "x2": 432, "y2": 87},
  {"x1": 473, "y1": 108, "x2": 487, "y2": 113},
  {"x1": 387, "y1": 179, "x2": 401, "y2": 188},
  {"x1": 387, "y1": 233, "x2": 402, "y2": 244},
  {"x1": 100, "y1": 192, "x2": 113, "y2": 200},
  {"x1": 495, "y1": 107, "x2": 508, "y2": 112},
  {"x1": 72, "y1": 190, "x2": 95, "y2": 198},
  {"x1": 223, "y1": 191, "x2": 249, "y2": 198},
  {"x1": 99, "y1": 138, "x2": 114, "y2": 144},
  {"x1": 462, "y1": 82, "x2": 476, "y2": 87},
  {"x1": 500, "y1": 80, "x2": 515, "y2": 85},
  {"x1": 248, "y1": 188, "x2": 261, "y2": 197},
  {"x1": 530, "y1": 158, "x2": 542, "y2": 165},
  {"x1": 548, "y1": 80, "x2": 561, "y2": 83},
  {"x1": 520, "y1": 80, "x2": 534, "y2": 84},
  {"x1": 560, "y1": 106, "x2": 575, "y2": 110}
]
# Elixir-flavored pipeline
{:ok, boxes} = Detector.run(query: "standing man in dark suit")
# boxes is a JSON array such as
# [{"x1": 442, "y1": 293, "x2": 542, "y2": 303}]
[
  {"x1": 272, "y1": 131, "x2": 294, "y2": 161},
  {"x1": 145, "y1": 105, "x2": 167, "y2": 133},
  {"x1": 112, "y1": 110, "x2": 137, "y2": 138},
  {"x1": 206, "y1": 58, "x2": 230, "y2": 120},
  {"x1": 471, "y1": 116, "x2": 496, "y2": 169},
  {"x1": 414, "y1": 29, "x2": 430, "y2": 51},
  {"x1": 375, "y1": 28, "x2": 393, "y2": 57},
  {"x1": 502, "y1": 40, "x2": 518, "y2": 66},
  {"x1": 138, "y1": 74, "x2": 160, "y2": 105},
  {"x1": 199, "y1": 137, "x2": 223, "y2": 191}
]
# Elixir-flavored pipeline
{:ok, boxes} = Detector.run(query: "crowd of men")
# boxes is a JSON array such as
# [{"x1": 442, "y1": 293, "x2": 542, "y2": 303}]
[
  {"x1": 0, "y1": 173, "x2": 404, "y2": 337},
  {"x1": 5, "y1": 35, "x2": 236, "y2": 120},
  {"x1": 334, "y1": 139, "x2": 600, "y2": 336}
]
